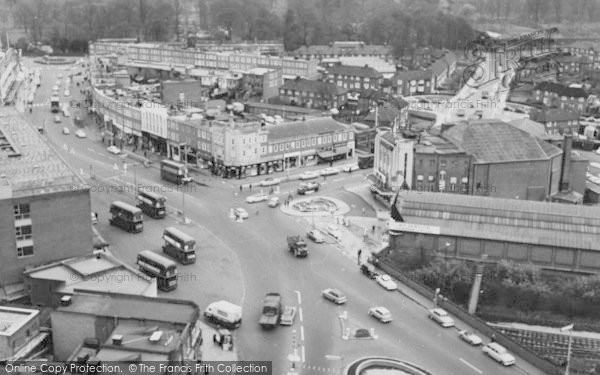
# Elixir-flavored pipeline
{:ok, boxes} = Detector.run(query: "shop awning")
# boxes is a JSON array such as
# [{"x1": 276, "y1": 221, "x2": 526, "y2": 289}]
[{"x1": 317, "y1": 147, "x2": 348, "y2": 159}]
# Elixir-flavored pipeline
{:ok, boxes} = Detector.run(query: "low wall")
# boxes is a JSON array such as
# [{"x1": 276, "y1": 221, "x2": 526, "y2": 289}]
[{"x1": 372, "y1": 256, "x2": 563, "y2": 375}]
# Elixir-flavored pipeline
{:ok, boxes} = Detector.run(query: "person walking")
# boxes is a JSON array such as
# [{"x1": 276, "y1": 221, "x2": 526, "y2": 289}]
[
  {"x1": 372, "y1": 225, "x2": 376, "y2": 234},
  {"x1": 357, "y1": 249, "x2": 362, "y2": 265},
  {"x1": 239, "y1": 185, "x2": 243, "y2": 192}
]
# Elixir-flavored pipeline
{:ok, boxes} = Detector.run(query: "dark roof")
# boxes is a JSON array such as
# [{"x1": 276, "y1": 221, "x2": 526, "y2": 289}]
[
  {"x1": 530, "y1": 108, "x2": 580, "y2": 123},
  {"x1": 535, "y1": 82, "x2": 588, "y2": 98},
  {"x1": 326, "y1": 65, "x2": 383, "y2": 79},
  {"x1": 267, "y1": 117, "x2": 350, "y2": 140},
  {"x1": 507, "y1": 118, "x2": 546, "y2": 137},
  {"x1": 364, "y1": 105, "x2": 404, "y2": 125},
  {"x1": 281, "y1": 79, "x2": 347, "y2": 96},
  {"x1": 442, "y1": 119, "x2": 562, "y2": 163},
  {"x1": 393, "y1": 69, "x2": 433, "y2": 82}
]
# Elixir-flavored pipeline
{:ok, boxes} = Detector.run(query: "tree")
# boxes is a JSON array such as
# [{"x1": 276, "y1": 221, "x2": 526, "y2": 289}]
[
  {"x1": 173, "y1": 0, "x2": 181, "y2": 41},
  {"x1": 283, "y1": 8, "x2": 302, "y2": 51},
  {"x1": 211, "y1": 0, "x2": 243, "y2": 40}
]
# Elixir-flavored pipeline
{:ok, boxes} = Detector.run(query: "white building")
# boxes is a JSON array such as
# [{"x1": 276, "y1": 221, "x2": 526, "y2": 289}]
[{"x1": 374, "y1": 130, "x2": 414, "y2": 191}]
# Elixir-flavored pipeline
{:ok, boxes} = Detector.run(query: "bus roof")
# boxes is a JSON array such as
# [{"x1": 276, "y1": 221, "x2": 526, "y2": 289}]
[
  {"x1": 138, "y1": 250, "x2": 177, "y2": 268},
  {"x1": 164, "y1": 227, "x2": 195, "y2": 243},
  {"x1": 111, "y1": 200, "x2": 142, "y2": 214},
  {"x1": 160, "y1": 159, "x2": 186, "y2": 167},
  {"x1": 138, "y1": 189, "x2": 166, "y2": 201}
]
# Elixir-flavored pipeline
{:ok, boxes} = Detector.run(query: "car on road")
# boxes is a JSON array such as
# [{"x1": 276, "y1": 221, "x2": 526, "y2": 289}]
[
  {"x1": 320, "y1": 167, "x2": 339, "y2": 176},
  {"x1": 54, "y1": 115, "x2": 62, "y2": 123},
  {"x1": 482, "y1": 342, "x2": 516, "y2": 366},
  {"x1": 75, "y1": 129, "x2": 86, "y2": 138},
  {"x1": 63, "y1": 109, "x2": 70, "y2": 117},
  {"x1": 368, "y1": 307, "x2": 392, "y2": 323},
  {"x1": 322, "y1": 288, "x2": 347, "y2": 304},
  {"x1": 458, "y1": 330, "x2": 482, "y2": 346},
  {"x1": 375, "y1": 274, "x2": 397, "y2": 291},
  {"x1": 326, "y1": 224, "x2": 342, "y2": 240},
  {"x1": 267, "y1": 197, "x2": 280, "y2": 208},
  {"x1": 360, "y1": 263, "x2": 378, "y2": 279},
  {"x1": 596, "y1": 148, "x2": 600, "y2": 155},
  {"x1": 260, "y1": 177, "x2": 280, "y2": 187},
  {"x1": 299, "y1": 171, "x2": 318, "y2": 180},
  {"x1": 64, "y1": 90, "x2": 70, "y2": 96},
  {"x1": 62, "y1": 127, "x2": 70, "y2": 135},
  {"x1": 342, "y1": 164, "x2": 359, "y2": 173},
  {"x1": 428, "y1": 308, "x2": 455, "y2": 328},
  {"x1": 280, "y1": 306, "x2": 297, "y2": 326},
  {"x1": 297, "y1": 181, "x2": 320, "y2": 195},
  {"x1": 107, "y1": 145, "x2": 121, "y2": 155},
  {"x1": 306, "y1": 229, "x2": 324, "y2": 243},
  {"x1": 234, "y1": 208, "x2": 249, "y2": 219},
  {"x1": 246, "y1": 193, "x2": 269, "y2": 203}
]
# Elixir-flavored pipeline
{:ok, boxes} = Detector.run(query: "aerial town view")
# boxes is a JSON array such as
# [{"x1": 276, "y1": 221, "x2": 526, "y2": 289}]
[{"x1": 2, "y1": 0, "x2": 600, "y2": 374}]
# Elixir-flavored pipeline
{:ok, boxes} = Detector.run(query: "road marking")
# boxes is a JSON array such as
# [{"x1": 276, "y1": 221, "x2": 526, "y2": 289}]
[
  {"x1": 301, "y1": 345, "x2": 305, "y2": 362},
  {"x1": 295, "y1": 290, "x2": 302, "y2": 304},
  {"x1": 459, "y1": 358, "x2": 482, "y2": 374},
  {"x1": 299, "y1": 307, "x2": 303, "y2": 322},
  {"x1": 300, "y1": 326, "x2": 304, "y2": 341}
]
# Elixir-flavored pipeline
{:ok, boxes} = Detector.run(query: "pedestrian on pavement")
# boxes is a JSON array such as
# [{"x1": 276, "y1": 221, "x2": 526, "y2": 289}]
[
  {"x1": 144, "y1": 150, "x2": 147, "y2": 158},
  {"x1": 239, "y1": 185, "x2": 243, "y2": 192},
  {"x1": 362, "y1": 207, "x2": 366, "y2": 215},
  {"x1": 357, "y1": 249, "x2": 362, "y2": 265},
  {"x1": 491, "y1": 334, "x2": 496, "y2": 343},
  {"x1": 372, "y1": 225, "x2": 376, "y2": 234},
  {"x1": 249, "y1": 184, "x2": 252, "y2": 190}
]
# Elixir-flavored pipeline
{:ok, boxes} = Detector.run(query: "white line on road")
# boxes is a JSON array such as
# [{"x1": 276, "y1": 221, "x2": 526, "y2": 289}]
[
  {"x1": 299, "y1": 307, "x2": 303, "y2": 322},
  {"x1": 295, "y1": 290, "x2": 302, "y2": 304},
  {"x1": 300, "y1": 326, "x2": 304, "y2": 341},
  {"x1": 301, "y1": 346, "x2": 305, "y2": 362},
  {"x1": 459, "y1": 358, "x2": 482, "y2": 374}
]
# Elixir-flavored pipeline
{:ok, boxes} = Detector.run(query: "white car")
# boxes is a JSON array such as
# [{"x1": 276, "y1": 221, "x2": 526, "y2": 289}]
[
  {"x1": 458, "y1": 330, "x2": 483, "y2": 346},
  {"x1": 326, "y1": 224, "x2": 341, "y2": 240},
  {"x1": 260, "y1": 177, "x2": 280, "y2": 187},
  {"x1": 299, "y1": 171, "x2": 318, "y2": 180},
  {"x1": 62, "y1": 127, "x2": 70, "y2": 135},
  {"x1": 482, "y1": 342, "x2": 516, "y2": 366},
  {"x1": 234, "y1": 208, "x2": 249, "y2": 219},
  {"x1": 596, "y1": 148, "x2": 600, "y2": 155},
  {"x1": 428, "y1": 308, "x2": 455, "y2": 327},
  {"x1": 368, "y1": 307, "x2": 392, "y2": 323},
  {"x1": 320, "y1": 167, "x2": 339, "y2": 176},
  {"x1": 75, "y1": 129, "x2": 86, "y2": 138},
  {"x1": 322, "y1": 288, "x2": 347, "y2": 304},
  {"x1": 107, "y1": 145, "x2": 122, "y2": 155},
  {"x1": 342, "y1": 164, "x2": 359, "y2": 173},
  {"x1": 280, "y1": 306, "x2": 297, "y2": 326},
  {"x1": 245, "y1": 193, "x2": 269, "y2": 203},
  {"x1": 375, "y1": 274, "x2": 397, "y2": 291},
  {"x1": 64, "y1": 90, "x2": 70, "y2": 96},
  {"x1": 63, "y1": 110, "x2": 70, "y2": 117},
  {"x1": 306, "y1": 229, "x2": 324, "y2": 243},
  {"x1": 54, "y1": 115, "x2": 62, "y2": 123}
]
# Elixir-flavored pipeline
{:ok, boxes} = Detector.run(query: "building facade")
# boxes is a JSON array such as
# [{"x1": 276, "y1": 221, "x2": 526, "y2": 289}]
[
  {"x1": 374, "y1": 130, "x2": 414, "y2": 191},
  {"x1": 529, "y1": 108, "x2": 580, "y2": 135},
  {"x1": 325, "y1": 65, "x2": 384, "y2": 92},
  {"x1": 242, "y1": 68, "x2": 282, "y2": 99},
  {"x1": 291, "y1": 41, "x2": 393, "y2": 61},
  {"x1": 0, "y1": 306, "x2": 41, "y2": 360},
  {"x1": 534, "y1": 82, "x2": 588, "y2": 112},
  {"x1": 279, "y1": 78, "x2": 347, "y2": 110}
]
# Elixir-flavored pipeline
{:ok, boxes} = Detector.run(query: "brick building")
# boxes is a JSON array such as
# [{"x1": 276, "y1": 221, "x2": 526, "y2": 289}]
[
  {"x1": 325, "y1": 64, "x2": 384, "y2": 92},
  {"x1": 161, "y1": 79, "x2": 208, "y2": 108},
  {"x1": 291, "y1": 41, "x2": 393, "y2": 61},
  {"x1": 534, "y1": 82, "x2": 588, "y2": 112},
  {"x1": 0, "y1": 306, "x2": 41, "y2": 360},
  {"x1": 529, "y1": 107, "x2": 580, "y2": 135},
  {"x1": 242, "y1": 67, "x2": 282, "y2": 99},
  {"x1": 279, "y1": 78, "x2": 347, "y2": 110}
]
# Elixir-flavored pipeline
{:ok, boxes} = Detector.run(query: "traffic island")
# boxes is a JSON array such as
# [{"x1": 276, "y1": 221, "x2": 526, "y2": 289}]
[
  {"x1": 345, "y1": 357, "x2": 436, "y2": 375},
  {"x1": 339, "y1": 311, "x2": 376, "y2": 340}
]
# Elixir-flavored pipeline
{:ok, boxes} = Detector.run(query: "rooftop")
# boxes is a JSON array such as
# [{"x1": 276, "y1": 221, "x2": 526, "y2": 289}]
[
  {"x1": 326, "y1": 64, "x2": 383, "y2": 79},
  {"x1": 267, "y1": 117, "x2": 350, "y2": 141},
  {"x1": 507, "y1": 118, "x2": 546, "y2": 137},
  {"x1": 535, "y1": 82, "x2": 588, "y2": 98},
  {"x1": 442, "y1": 119, "x2": 562, "y2": 163},
  {"x1": 0, "y1": 306, "x2": 39, "y2": 337},
  {"x1": 24, "y1": 252, "x2": 156, "y2": 297},
  {"x1": 337, "y1": 56, "x2": 396, "y2": 75},
  {"x1": 292, "y1": 43, "x2": 391, "y2": 56},
  {"x1": 0, "y1": 108, "x2": 87, "y2": 198},
  {"x1": 530, "y1": 107, "x2": 580, "y2": 123},
  {"x1": 281, "y1": 78, "x2": 347, "y2": 96}
]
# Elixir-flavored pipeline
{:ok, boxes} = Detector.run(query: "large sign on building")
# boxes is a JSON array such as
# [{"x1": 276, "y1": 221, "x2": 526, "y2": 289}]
[{"x1": 387, "y1": 220, "x2": 441, "y2": 235}]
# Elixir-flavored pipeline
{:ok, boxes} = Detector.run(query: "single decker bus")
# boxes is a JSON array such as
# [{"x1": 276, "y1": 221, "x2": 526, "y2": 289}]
[
  {"x1": 160, "y1": 159, "x2": 193, "y2": 185},
  {"x1": 136, "y1": 190, "x2": 166, "y2": 219},
  {"x1": 162, "y1": 226, "x2": 196, "y2": 264},
  {"x1": 136, "y1": 250, "x2": 177, "y2": 291},
  {"x1": 109, "y1": 201, "x2": 143, "y2": 233}
]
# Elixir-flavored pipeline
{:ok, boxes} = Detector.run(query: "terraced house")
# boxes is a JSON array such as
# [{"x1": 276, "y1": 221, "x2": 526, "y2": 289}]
[
  {"x1": 325, "y1": 64, "x2": 384, "y2": 92},
  {"x1": 279, "y1": 78, "x2": 347, "y2": 110},
  {"x1": 534, "y1": 82, "x2": 588, "y2": 113}
]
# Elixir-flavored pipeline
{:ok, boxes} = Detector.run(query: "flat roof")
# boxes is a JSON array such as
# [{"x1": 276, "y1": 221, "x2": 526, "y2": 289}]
[
  {"x1": 0, "y1": 108, "x2": 87, "y2": 198},
  {"x1": 267, "y1": 117, "x2": 350, "y2": 141},
  {"x1": 102, "y1": 321, "x2": 181, "y2": 355},
  {"x1": 0, "y1": 306, "x2": 39, "y2": 337},
  {"x1": 244, "y1": 102, "x2": 322, "y2": 114}
]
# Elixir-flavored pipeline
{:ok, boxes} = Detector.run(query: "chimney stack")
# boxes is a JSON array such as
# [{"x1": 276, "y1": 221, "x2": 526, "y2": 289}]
[{"x1": 559, "y1": 134, "x2": 573, "y2": 192}]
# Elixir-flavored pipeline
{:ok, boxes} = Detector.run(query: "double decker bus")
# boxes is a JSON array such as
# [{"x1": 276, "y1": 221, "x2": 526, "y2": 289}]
[
  {"x1": 162, "y1": 227, "x2": 196, "y2": 265},
  {"x1": 50, "y1": 96, "x2": 60, "y2": 113},
  {"x1": 136, "y1": 190, "x2": 166, "y2": 219},
  {"x1": 160, "y1": 159, "x2": 193, "y2": 185},
  {"x1": 136, "y1": 250, "x2": 178, "y2": 291},
  {"x1": 109, "y1": 201, "x2": 143, "y2": 233}
]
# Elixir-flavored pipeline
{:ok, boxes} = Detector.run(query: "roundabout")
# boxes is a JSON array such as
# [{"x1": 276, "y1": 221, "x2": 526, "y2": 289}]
[
  {"x1": 345, "y1": 357, "x2": 436, "y2": 375},
  {"x1": 280, "y1": 195, "x2": 350, "y2": 217}
]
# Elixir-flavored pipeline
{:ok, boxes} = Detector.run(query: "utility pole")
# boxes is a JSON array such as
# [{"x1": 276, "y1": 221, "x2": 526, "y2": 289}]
[{"x1": 561, "y1": 324, "x2": 574, "y2": 375}]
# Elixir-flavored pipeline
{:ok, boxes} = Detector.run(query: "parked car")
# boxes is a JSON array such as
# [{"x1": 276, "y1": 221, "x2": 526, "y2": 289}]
[
  {"x1": 64, "y1": 90, "x2": 70, "y2": 96},
  {"x1": 482, "y1": 342, "x2": 516, "y2": 366},
  {"x1": 326, "y1": 224, "x2": 341, "y2": 239},
  {"x1": 428, "y1": 308, "x2": 455, "y2": 328},
  {"x1": 299, "y1": 171, "x2": 318, "y2": 180},
  {"x1": 368, "y1": 307, "x2": 392, "y2": 323},
  {"x1": 234, "y1": 208, "x2": 249, "y2": 219},
  {"x1": 320, "y1": 167, "x2": 339, "y2": 176},
  {"x1": 360, "y1": 263, "x2": 378, "y2": 279},
  {"x1": 297, "y1": 182, "x2": 320, "y2": 195},
  {"x1": 458, "y1": 330, "x2": 482, "y2": 346},
  {"x1": 75, "y1": 129, "x2": 86, "y2": 138},
  {"x1": 280, "y1": 306, "x2": 297, "y2": 326},
  {"x1": 54, "y1": 115, "x2": 62, "y2": 123},
  {"x1": 107, "y1": 145, "x2": 121, "y2": 155},
  {"x1": 342, "y1": 164, "x2": 359, "y2": 173},
  {"x1": 260, "y1": 177, "x2": 280, "y2": 187},
  {"x1": 268, "y1": 197, "x2": 280, "y2": 208},
  {"x1": 306, "y1": 229, "x2": 324, "y2": 243},
  {"x1": 375, "y1": 274, "x2": 397, "y2": 291},
  {"x1": 62, "y1": 127, "x2": 70, "y2": 135},
  {"x1": 322, "y1": 288, "x2": 347, "y2": 304},
  {"x1": 246, "y1": 193, "x2": 269, "y2": 203}
]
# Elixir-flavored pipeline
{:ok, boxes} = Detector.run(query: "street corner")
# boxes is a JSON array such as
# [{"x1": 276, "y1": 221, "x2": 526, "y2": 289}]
[
  {"x1": 339, "y1": 312, "x2": 376, "y2": 341},
  {"x1": 280, "y1": 195, "x2": 351, "y2": 217}
]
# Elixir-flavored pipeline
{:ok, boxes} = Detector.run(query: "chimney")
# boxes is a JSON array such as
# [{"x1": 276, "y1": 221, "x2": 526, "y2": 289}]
[
  {"x1": 559, "y1": 134, "x2": 573, "y2": 191},
  {"x1": 111, "y1": 334, "x2": 123, "y2": 346},
  {"x1": 60, "y1": 295, "x2": 72, "y2": 306}
]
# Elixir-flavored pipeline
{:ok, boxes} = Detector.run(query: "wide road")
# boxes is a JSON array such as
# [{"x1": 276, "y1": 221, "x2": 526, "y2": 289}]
[{"x1": 26, "y1": 60, "x2": 546, "y2": 375}]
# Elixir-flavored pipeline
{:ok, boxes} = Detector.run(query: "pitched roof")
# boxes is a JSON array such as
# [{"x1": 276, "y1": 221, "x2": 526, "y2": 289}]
[
  {"x1": 530, "y1": 108, "x2": 580, "y2": 123},
  {"x1": 364, "y1": 105, "x2": 404, "y2": 124},
  {"x1": 267, "y1": 117, "x2": 350, "y2": 140},
  {"x1": 442, "y1": 119, "x2": 562, "y2": 163},
  {"x1": 394, "y1": 69, "x2": 433, "y2": 81},
  {"x1": 281, "y1": 78, "x2": 347, "y2": 96},
  {"x1": 534, "y1": 82, "x2": 588, "y2": 98},
  {"x1": 507, "y1": 118, "x2": 546, "y2": 137},
  {"x1": 326, "y1": 64, "x2": 383, "y2": 79}
]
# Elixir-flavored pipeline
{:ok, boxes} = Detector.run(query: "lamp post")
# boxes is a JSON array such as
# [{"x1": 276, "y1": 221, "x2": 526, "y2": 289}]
[
  {"x1": 286, "y1": 330, "x2": 301, "y2": 375},
  {"x1": 325, "y1": 354, "x2": 344, "y2": 375},
  {"x1": 560, "y1": 323, "x2": 574, "y2": 375}
]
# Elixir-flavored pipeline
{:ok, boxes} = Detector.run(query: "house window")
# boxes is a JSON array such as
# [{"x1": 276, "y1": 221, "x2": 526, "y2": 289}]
[
  {"x1": 312, "y1": 138, "x2": 316, "y2": 146},
  {"x1": 14, "y1": 204, "x2": 31, "y2": 219},
  {"x1": 440, "y1": 160, "x2": 447, "y2": 169},
  {"x1": 301, "y1": 140, "x2": 306, "y2": 147},
  {"x1": 295, "y1": 141, "x2": 300, "y2": 148},
  {"x1": 17, "y1": 245, "x2": 34, "y2": 257},
  {"x1": 429, "y1": 159, "x2": 435, "y2": 167}
]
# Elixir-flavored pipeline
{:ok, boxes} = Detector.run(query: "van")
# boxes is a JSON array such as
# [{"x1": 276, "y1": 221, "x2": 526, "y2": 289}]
[{"x1": 204, "y1": 300, "x2": 242, "y2": 329}]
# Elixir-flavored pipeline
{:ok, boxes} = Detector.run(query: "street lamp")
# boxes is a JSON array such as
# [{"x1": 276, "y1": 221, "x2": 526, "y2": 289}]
[
  {"x1": 325, "y1": 354, "x2": 344, "y2": 375},
  {"x1": 560, "y1": 323, "x2": 574, "y2": 375}
]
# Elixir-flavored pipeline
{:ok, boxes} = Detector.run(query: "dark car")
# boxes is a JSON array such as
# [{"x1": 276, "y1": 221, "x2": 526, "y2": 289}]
[
  {"x1": 297, "y1": 182, "x2": 320, "y2": 195},
  {"x1": 360, "y1": 263, "x2": 378, "y2": 279}
]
